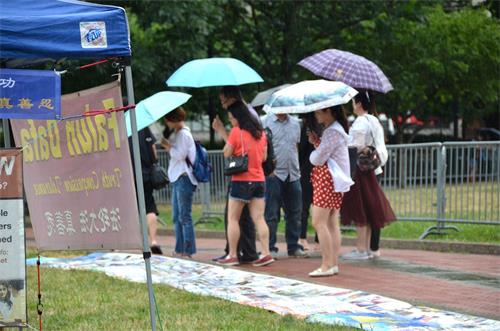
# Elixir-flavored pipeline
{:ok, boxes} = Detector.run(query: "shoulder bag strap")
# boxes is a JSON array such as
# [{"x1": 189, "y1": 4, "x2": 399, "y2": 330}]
[
  {"x1": 240, "y1": 128, "x2": 246, "y2": 156},
  {"x1": 365, "y1": 116, "x2": 376, "y2": 148},
  {"x1": 180, "y1": 127, "x2": 194, "y2": 168}
]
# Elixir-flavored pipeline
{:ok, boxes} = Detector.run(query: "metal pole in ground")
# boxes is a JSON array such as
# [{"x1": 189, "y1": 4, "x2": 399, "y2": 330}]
[{"x1": 125, "y1": 65, "x2": 157, "y2": 331}]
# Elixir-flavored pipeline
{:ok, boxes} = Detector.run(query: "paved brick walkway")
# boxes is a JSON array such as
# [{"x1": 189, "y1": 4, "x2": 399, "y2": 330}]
[
  {"x1": 157, "y1": 236, "x2": 500, "y2": 320},
  {"x1": 26, "y1": 229, "x2": 500, "y2": 320}
]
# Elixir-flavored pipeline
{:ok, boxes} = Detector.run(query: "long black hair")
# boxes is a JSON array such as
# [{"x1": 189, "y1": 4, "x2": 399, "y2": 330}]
[
  {"x1": 329, "y1": 105, "x2": 349, "y2": 134},
  {"x1": 353, "y1": 89, "x2": 378, "y2": 116},
  {"x1": 227, "y1": 100, "x2": 263, "y2": 139},
  {"x1": 220, "y1": 86, "x2": 243, "y2": 100},
  {"x1": 299, "y1": 112, "x2": 323, "y2": 136}
]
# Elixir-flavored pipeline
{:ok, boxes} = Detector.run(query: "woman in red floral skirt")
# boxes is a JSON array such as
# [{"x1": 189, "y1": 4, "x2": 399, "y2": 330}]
[{"x1": 307, "y1": 105, "x2": 351, "y2": 277}]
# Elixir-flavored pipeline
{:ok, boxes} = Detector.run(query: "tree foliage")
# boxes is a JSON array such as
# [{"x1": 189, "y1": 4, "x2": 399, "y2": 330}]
[{"x1": 89, "y1": 0, "x2": 498, "y2": 142}]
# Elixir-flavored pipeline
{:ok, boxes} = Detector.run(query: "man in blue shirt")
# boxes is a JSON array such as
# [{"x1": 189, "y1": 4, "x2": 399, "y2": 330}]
[{"x1": 263, "y1": 113, "x2": 308, "y2": 258}]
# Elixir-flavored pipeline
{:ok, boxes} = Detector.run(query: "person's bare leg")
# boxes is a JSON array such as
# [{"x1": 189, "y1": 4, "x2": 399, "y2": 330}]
[
  {"x1": 356, "y1": 225, "x2": 368, "y2": 252},
  {"x1": 227, "y1": 199, "x2": 245, "y2": 258},
  {"x1": 147, "y1": 212, "x2": 158, "y2": 246},
  {"x1": 248, "y1": 198, "x2": 270, "y2": 256},
  {"x1": 299, "y1": 238, "x2": 310, "y2": 251},
  {"x1": 312, "y1": 206, "x2": 334, "y2": 271},
  {"x1": 327, "y1": 209, "x2": 341, "y2": 266},
  {"x1": 365, "y1": 225, "x2": 372, "y2": 252}
]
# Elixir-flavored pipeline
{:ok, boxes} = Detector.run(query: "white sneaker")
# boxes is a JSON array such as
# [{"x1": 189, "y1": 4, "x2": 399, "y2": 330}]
[
  {"x1": 369, "y1": 250, "x2": 381, "y2": 259},
  {"x1": 342, "y1": 249, "x2": 370, "y2": 260}
]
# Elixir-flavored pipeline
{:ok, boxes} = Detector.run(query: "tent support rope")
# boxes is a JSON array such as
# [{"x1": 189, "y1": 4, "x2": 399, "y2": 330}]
[{"x1": 36, "y1": 255, "x2": 43, "y2": 331}]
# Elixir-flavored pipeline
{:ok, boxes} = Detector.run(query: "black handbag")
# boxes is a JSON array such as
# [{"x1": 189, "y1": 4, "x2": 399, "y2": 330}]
[
  {"x1": 150, "y1": 163, "x2": 169, "y2": 189},
  {"x1": 224, "y1": 130, "x2": 249, "y2": 176},
  {"x1": 357, "y1": 146, "x2": 381, "y2": 172}
]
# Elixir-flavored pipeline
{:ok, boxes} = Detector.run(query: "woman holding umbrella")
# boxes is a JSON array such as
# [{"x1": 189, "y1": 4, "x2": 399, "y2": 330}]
[
  {"x1": 264, "y1": 80, "x2": 357, "y2": 277},
  {"x1": 307, "y1": 105, "x2": 351, "y2": 277}
]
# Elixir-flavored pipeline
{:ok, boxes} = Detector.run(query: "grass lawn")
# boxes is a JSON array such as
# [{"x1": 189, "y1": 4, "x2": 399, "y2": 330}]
[
  {"x1": 158, "y1": 205, "x2": 500, "y2": 244},
  {"x1": 24, "y1": 251, "x2": 359, "y2": 331}
]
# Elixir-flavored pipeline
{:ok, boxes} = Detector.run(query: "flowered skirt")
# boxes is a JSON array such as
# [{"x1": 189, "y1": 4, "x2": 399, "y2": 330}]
[
  {"x1": 311, "y1": 165, "x2": 343, "y2": 210},
  {"x1": 340, "y1": 167, "x2": 396, "y2": 229}
]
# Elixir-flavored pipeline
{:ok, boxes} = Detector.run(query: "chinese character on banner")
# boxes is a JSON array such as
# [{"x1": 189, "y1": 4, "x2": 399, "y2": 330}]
[{"x1": 0, "y1": 69, "x2": 61, "y2": 120}]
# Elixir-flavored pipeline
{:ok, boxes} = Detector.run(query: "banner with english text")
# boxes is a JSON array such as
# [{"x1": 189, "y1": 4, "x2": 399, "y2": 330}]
[
  {"x1": 0, "y1": 148, "x2": 27, "y2": 327},
  {"x1": 10, "y1": 81, "x2": 141, "y2": 251}
]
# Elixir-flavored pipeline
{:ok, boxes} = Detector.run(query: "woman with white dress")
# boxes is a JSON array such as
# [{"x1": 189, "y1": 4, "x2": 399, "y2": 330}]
[{"x1": 307, "y1": 105, "x2": 351, "y2": 277}]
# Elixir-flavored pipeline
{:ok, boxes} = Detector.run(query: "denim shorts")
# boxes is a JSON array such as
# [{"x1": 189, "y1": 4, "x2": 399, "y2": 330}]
[{"x1": 229, "y1": 181, "x2": 265, "y2": 203}]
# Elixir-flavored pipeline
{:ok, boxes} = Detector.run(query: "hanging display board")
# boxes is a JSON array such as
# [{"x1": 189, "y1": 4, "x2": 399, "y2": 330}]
[{"x1": 0, "y1": 148, "x2": 26, "y2": 327}]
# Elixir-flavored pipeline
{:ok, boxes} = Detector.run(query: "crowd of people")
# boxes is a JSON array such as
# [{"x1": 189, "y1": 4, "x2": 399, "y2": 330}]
[{"x1": 137, "y1": 86, "x2": 396, "y2": 277}]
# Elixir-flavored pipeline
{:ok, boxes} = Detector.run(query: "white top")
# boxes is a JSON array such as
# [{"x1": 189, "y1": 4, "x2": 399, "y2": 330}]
[
  {"x1": 349, "y1": 114, "x2": 388, "y2": 175},
  {"x1": 310, "y1": 121, "x2": 351, "y2": 191},
  {"x1": 167, "y1": 127, "x2": 198, "y2": 185}
]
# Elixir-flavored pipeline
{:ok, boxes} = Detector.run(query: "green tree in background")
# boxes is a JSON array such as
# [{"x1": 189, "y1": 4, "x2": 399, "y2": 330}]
[{"x1": 87, "y1": 0, "x2": 499, "y2": 144}]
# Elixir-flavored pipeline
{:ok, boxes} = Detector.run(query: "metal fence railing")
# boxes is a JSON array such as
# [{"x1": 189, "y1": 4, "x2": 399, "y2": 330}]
[{"x1": 155, "y1": 141, "x2": 500, "y2": 239}]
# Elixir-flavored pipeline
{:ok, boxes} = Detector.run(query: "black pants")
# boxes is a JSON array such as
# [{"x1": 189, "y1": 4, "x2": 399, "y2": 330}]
[
  {"x1": 223, "y1": 185, "x2": 258, "y2": 262},
  {"x1": 370, "y1": 174, "x2": 383, "y2": 251},
  {"x1": 299, "y1": 173, "x2": 312, "y2": 239}
]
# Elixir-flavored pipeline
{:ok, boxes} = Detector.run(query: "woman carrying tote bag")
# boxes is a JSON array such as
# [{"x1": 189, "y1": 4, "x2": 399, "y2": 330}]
[
  {"x1": 212, "y1": 100, "x2": 274, "y2": 267},
  {"x1": 340, "y1": 91, "x2": 396, "y2": 260}
]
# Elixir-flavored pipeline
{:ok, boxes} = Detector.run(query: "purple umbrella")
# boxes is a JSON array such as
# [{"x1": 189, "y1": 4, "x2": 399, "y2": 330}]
[{"x1": 298, "y1": 49, "x2": 393, "y2": 93}]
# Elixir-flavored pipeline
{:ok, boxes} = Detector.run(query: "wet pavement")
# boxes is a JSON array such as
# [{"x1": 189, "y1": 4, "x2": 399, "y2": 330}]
[{"x1": 26, "y1": 228, "x2": 500, "y2": 320}]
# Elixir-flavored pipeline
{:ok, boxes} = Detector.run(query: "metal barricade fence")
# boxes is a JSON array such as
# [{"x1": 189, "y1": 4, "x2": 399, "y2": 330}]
[{"x1": 155, "y1": 141, "x2": 499, "y2": 238}]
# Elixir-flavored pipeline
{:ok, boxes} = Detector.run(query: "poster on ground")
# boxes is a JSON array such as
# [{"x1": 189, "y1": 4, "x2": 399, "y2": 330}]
[
  {"x1": 10, "y1": 81, "x2": 141, "y2": 251},
  {"x1": 0, "y1": 148, "x2": 27, "y2": 327}
]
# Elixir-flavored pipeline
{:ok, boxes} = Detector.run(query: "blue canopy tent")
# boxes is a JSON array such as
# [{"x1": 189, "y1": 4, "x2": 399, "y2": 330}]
[{"x1": 0, "y1": 1, "x2": 157, "y2": 329}]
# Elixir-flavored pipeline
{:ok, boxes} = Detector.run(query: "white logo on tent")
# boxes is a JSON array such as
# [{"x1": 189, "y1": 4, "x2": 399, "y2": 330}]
[{"x1": 80, "y1": 22, "x2": 107, "y2": 49}]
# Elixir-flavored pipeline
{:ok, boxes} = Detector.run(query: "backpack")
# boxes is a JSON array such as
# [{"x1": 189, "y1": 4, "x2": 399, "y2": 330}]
[
  {"x1": 262, "y1": 127, "x2": 276, "y2": 176},
  {"x1": 186, "y1": 141, "x2": 212, "y2": 183}
]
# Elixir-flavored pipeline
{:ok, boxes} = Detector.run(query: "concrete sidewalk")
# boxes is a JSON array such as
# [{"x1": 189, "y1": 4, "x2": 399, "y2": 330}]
[{"x1": 26, "y1": 228, "x2": 500, "y2": 320}]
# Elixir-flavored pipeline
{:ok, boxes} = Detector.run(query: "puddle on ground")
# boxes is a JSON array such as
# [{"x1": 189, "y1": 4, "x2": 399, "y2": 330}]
[{"x1": 345, "y1": 258, "x2": 500, "y2": 288}]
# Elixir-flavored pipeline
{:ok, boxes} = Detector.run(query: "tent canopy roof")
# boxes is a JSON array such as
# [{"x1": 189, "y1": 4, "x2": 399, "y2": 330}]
[{"x1": 0, "y1": 0, "x2": 131, "y2": 60}]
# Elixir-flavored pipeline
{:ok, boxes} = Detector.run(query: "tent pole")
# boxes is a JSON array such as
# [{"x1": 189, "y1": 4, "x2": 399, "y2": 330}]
[
  {"x1": 125, "y1": 65, "x2": 157, "y2": 331},
  {"x1": 2, "y1": 119, "x2": 11, "y2": 147}
]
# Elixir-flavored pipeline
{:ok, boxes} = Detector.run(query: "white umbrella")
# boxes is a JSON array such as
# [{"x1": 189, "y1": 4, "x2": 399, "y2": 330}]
[
  {"x1": 250, "y1": 83, "x2": 291, "y2": 108},
  {"x1": 263, "y1": 80, "x2": 358, "y2": 114}
]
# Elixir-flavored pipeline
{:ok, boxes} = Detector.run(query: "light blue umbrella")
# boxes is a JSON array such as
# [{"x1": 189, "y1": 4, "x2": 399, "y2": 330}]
[
  {"x1": 263, "y1": 80, "x2": 358, "y2": 114},
  {"x1": 125, "y1": 91, "x2": 191, "y2": 136},
  {"x1": 166, "y1": 57, "x2": 264, "y2": 87}
]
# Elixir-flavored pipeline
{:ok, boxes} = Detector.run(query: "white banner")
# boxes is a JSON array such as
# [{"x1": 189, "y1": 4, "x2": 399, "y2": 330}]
[{"x1": 0, "y1": 148, "x2": 26, "y2": 327}]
